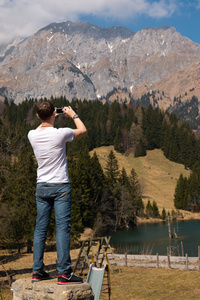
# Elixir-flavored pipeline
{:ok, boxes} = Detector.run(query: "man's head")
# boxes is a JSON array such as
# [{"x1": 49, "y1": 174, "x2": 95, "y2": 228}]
[{"x1": 37, "y1": 101, "x2": 55, "y2": 121}]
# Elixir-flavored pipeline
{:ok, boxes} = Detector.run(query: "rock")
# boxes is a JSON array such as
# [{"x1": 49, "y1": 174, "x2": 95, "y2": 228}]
[{"x1": 11, "y1": 278, "x2": 94, "y2": 300}]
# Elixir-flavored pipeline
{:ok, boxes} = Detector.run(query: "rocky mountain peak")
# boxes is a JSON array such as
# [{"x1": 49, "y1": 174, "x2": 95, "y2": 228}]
[
  {"x1": 0, "y1": 20, "x2": 199, "y2": 107},
  {"x1": 37, "y1": 20, "x2": 135, "y2": 40}
]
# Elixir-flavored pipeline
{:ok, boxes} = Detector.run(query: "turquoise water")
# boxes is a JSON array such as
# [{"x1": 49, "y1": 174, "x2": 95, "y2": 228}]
[{"x1": 109, "y1": 220, "x2": 200, "y2": 257}]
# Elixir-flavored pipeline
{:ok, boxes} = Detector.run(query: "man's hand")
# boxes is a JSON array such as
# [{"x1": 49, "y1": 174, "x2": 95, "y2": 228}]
[{"x1": 63, "y1": 106, "x2": 76, "y2": 119}]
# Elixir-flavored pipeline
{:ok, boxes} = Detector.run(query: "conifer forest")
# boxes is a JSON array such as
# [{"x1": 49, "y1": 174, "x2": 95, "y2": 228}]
[{"x1": 0, "y1": 96, "x2": 200, "y2": 252}]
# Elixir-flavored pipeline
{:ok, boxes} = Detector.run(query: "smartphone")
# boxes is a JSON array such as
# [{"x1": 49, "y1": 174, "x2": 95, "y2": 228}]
[{"x1": 55, "y1": 108, "x2": 64, "y2": 114}]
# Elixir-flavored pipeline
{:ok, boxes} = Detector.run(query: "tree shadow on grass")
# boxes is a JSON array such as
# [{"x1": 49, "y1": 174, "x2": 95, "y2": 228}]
[
  {"x1": 0, "y1": 253, "x2": 26, "y2": 264},
  {"x1": 0, "y1": 256, "x2": 78, "y2": 285}
]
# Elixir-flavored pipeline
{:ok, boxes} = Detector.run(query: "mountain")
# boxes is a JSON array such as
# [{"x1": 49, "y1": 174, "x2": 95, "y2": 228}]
[{"x1": 0, "y1": 20, "x2": 200, "y2": 106}]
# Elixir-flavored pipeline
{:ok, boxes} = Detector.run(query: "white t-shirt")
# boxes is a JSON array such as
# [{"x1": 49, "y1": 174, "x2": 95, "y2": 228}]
[{"x1": 28, "y1": 127, "x2": 74, "y2": 183}]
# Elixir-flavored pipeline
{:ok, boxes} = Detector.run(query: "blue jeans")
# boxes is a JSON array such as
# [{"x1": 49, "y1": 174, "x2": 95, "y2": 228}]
[{"x1": 33, "y1": 183, "x2": 72, "y2": 275}]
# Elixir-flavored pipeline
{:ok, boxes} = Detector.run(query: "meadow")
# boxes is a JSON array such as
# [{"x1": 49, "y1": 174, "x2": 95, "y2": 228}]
[{"x1": 90, "y1": 146, "x2": 191, "y2": 213}]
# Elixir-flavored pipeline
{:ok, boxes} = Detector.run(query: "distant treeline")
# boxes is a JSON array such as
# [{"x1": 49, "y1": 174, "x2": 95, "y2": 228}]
[
  {"x1": 1, "y1": 96, "x2": 200, "y2": 168},
  {"x1": 0, "y1": 96, "x2": 200, "y2": 251},
  {"x1": 168, "y1": 95, "x2": 200, "y2": 130}
]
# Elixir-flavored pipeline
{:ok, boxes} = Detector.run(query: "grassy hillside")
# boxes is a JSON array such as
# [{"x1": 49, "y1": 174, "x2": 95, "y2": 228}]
[{"x1": 90, "y1": 146, "x2": 190, "y2": 212}]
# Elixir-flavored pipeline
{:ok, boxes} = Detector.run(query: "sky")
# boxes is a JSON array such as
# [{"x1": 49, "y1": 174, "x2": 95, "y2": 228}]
[{"x1": 0, "y1": 0, "x2": 200, "y2": 47}]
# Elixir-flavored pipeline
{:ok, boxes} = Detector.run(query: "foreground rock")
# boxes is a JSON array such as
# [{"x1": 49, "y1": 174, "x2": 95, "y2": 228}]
[{"x1": 11, "y1": 278, "x2": 94, "y2": 300}]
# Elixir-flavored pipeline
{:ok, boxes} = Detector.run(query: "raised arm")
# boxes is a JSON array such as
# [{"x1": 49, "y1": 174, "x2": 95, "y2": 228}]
[{"x1": 62, "y1": 106, "x2": 87, "y2": 140}]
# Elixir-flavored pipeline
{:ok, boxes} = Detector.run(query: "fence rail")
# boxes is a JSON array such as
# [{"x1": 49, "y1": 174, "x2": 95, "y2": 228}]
[{"x1": 106, "y1": 250, "x2": 200, "y2": 270}]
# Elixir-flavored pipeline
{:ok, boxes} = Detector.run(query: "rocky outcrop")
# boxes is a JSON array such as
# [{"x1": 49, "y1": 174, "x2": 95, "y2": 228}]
[
  {"x1": 0, "y1": 21, "x2": 199, "y2": 105},
  {"x1": 11, "y1": 278, "x2": 94, "y2": 300}
]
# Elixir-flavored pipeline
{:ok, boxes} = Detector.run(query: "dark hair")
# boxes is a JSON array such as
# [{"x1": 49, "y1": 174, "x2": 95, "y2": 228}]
[{"x1": 37, "y1": 101, "x2": 55, "y2": 121}]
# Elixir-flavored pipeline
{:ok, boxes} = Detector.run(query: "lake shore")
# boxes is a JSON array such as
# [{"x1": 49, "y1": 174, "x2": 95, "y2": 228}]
[{"x1": 136, "y1": 211, "x2": 200, "y2": 225}]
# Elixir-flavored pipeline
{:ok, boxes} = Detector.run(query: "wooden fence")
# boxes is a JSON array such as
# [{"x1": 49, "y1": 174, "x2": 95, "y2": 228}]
[{"x1": 106, "y1": 247, "x2": 200, "y2": 271}]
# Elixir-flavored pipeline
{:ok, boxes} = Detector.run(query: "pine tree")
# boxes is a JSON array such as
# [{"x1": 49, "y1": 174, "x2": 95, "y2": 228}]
[
  {"x1": 128, "y1": 168, "x2": 144, "y2": 212},
  {"x1": 90, "y1": 151, "x2": 105, "y2": 208},
  {"x1": 142, "y1": 105, "x2": 164, "y2": 150},
  {"x1": 135, "y1": 138, "x2": 146, "y2": 157},
  {"x1": 123, "y1": 106, "x2": 137, "y2": 131},
  {"x1": 105, "y1": 150, "x2": 120, "y2": 187},
  {"x1": 0, "y1": 148, "x2": 37, "y2": 252},
  {"x1": 174, "y1": 174, "x2": 188, "y2": 209},
  {"x1": 152, "y1": 201, "x2": 160, "y2": 218},
  {"x1": 161, "y1": 208, "x2": 166, "y2": 220},
  {"x1": 107, "y1": 101, "x2": 122, "y2": 144},
  {"x1": 69, "y1": 147, "x2": 93, "y2": 227},
  {"x1": 146, "y1": 200, "x2": 153, "y2": 218},
  {"x1": 114, "y1": 127, "x2": 124, "y2": 153},
  {"x1": 119, "y1": 167, "x2": 129, "y2": 188}
]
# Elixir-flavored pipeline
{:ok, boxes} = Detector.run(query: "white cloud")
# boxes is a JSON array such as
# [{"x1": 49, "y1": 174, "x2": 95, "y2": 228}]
[
  {"x1": 0, "y1": 0, "x2": 179, "y2": 45},
  {"x1": 96, "y1": 0, "x2": 177, "y2": 19}
]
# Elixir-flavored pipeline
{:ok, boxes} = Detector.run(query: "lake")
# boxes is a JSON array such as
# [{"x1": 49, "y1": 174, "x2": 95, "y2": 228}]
[{"x1": 109, "y1": 220, "x2": 200, "y2": 257}]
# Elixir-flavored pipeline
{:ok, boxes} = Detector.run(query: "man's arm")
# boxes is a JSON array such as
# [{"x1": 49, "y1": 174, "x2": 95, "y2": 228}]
[{"x1": 63, "y1": 106, "x2": 87, "y2": 140}]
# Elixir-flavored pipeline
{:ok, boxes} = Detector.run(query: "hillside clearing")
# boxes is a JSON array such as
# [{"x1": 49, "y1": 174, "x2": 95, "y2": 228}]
[{"x1": 90, "y1": 146, "x2": 192, "y2": 214}]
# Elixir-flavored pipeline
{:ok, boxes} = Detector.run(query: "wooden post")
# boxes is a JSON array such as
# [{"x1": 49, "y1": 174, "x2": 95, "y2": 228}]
[
  {"x1": 90, "y1": 251, "x2": 94, "y2": 264},
  {"x1": 156, "y1": 253, "x2": 159, "y2": 267},
  {"x1": 176, "y1": 214, "x2": 179, "y2": 238},
  {"x1": 168, "y1": 216, "x2": 172, "y2": 238},
  {"x1": 167, "y1": 246, "x2": 171, "y2": 256},
  {"x1": 186, "y1": 253, "x2": 188, "y2": 270},
  {"x1": 73, "y1": 241, "x2": 85, "y2": 272},
  {"x1": 125, "y1": 252, "x2": 127, "y2": 267},
  {"x1": 0, "y1": 260, "x2": 15, "y2": 287},
  {"x1": 181, "y1": 241, "x2": 184, "y2": 257},
  {"x1": 167, "y1": 250, "x2": 170, "y2": 268}
]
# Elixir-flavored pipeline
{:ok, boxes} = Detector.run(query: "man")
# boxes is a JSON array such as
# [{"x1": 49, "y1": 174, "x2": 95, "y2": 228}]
[{"x1": 28, "y1": 101, "x2": 87, "y2": 284}]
